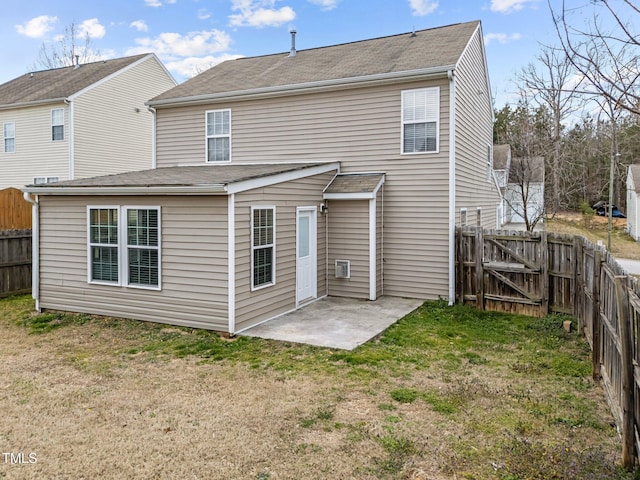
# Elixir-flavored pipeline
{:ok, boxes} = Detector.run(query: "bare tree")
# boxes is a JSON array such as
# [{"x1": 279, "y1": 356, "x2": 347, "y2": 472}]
[
  {"x1": 34, "y1": 22, "x2": 101, "y2": 69},
  {"x1": 504, "y1": 156, "x2": 546, "y2": 231},
  {"x1": 550, "y1": 0, "x2": 640, "y2": 115}
]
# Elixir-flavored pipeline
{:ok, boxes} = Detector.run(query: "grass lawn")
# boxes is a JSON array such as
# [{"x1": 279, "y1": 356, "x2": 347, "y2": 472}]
[{"x1": 0, "y1": 295, "x2": 636, "y2": 479}]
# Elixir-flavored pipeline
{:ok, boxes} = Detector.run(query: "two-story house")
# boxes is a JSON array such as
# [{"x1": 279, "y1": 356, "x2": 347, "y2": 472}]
[
  {"x1": 23, "y1": 21, "x2": 501, "y2": 334},
  {"x1": 0, "y1": 54, "x2": 176, "y2": 189}
]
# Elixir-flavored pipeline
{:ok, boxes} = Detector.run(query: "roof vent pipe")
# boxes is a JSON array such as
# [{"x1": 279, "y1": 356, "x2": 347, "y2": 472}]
[
  {"x1": 289, "y1": 29, "x2": 297, "y2": 57},
  {"x1": 74, "y1": 55, "x2": 80, "y2": 69}
]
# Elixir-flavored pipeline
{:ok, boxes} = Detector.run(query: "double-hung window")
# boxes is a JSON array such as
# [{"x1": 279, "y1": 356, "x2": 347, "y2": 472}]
[
  {"x1": 251, "y1": 207, "x2": 275, "y2": 289},
  {"x1": 206, "y1": 109, "x2": 231, "y2": 162},
  {"x1": 52, "y1": 108, "x2": 64, "y2": 141},
  {"x1": 87, "y1": 206, "x2": 161, "y2": 289},
  {"x1": 4, "y1": 122, "x2": 15, "y2": 153},
  {"x1": 401, "y1": 87, "x2": 439, "y2": 154}
]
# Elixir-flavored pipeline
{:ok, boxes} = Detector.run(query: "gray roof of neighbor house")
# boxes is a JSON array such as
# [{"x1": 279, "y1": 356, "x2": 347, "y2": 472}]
[
  {"x1": 324, "y1": 173, "x2": 385, "y2": 195},
  {"x1": 629, "y1": 164, "x2": 640, "y2": 191},
  {"x1": 23, "y1": 162, "x2": 336, "y2": 192},
  {"x1": 0, "y1": 54, "x2": 151, "y2": 108},
  {"x1": 509, "y1": 157, "x2": 545, "y2": 183},
  {"x1": 493, "y1": 144, "x2": 511, "y2": 170},
  {"x1": 149, "y1": 20, "x2": 481, "y2": 105}
]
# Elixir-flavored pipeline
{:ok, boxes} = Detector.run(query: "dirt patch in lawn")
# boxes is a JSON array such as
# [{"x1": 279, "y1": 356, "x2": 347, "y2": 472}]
[{"x1": 0, "y1": 296, "x2": 634, "y2": 479}]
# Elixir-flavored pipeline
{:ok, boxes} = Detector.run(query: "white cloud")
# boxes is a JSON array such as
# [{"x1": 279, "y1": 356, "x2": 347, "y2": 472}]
[
  {"x1": 165, "y1": 53, "x2": 244, "y2": 78},
  {"x1": 78, "y1": 18, "x2": 106, "y2": 39},
  {"x1": 408, "y1": 0, "x2": 438, "y2": 16},
  {"x1": 145, "y1": 0, "x2": 176, "y2": 6},
  {"x1": 229, "y1": 0, "x2": 296, "y2": 28},
  {"x1": 15, "y1": 15, "x2": 58, "y2": 38},
  {"x1": 127, "y1": 29, "x2": 232, "y2": 57},
  {"x1": 197, "y1": 8, "x2": 211, "y2": 20},
  {"x1": 307, "y1": 0, "x2": 338, "y2": 10},
  {"x1": 490, "y1": 0, "x2": 536, "y2": 14},
  {"x1": 484, "y1": 32, "x2": 522, "y2": 45},
  {"x1": 130, "y1": 20, "x2": 149, "y2": 32}
]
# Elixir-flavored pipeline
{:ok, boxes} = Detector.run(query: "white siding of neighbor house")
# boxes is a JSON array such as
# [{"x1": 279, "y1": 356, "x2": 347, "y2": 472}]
[
  {"x1": 155, "y1": 78, "x2": 452, "y2": 300},
  {"x1": 0, "y1": 103, "x2": 69, "y2": 189},
  {"x1": 37, "y1": 195, "x2": 229, "y2": 330},
  {"x1": 72, "y1": 56, "x2": 176, "y2": 179},
  {"x1": 628, "y1": 174, "x2": 639, "y2": 240},
  {"x1": 327, "y1": 199, "x2": 370, "y2": 299},
  {"x1": 233, "y1": 171, "x2": 335, "y2": 332},
  {"x1": 453, "y1": 27, "x2": 501, "y2": 228}
]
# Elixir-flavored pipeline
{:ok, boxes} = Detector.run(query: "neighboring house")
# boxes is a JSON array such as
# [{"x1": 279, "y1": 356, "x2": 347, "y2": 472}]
[
  {"x1": 627, "y1": 164, "x2": 640, "y2": 240},
  {"x1": 492, "y1": 144, "x2": 512, "y2": 227},
  {"x1": 503, "y1": 156, "x2": 545, "y2": 227},
  {"x1": 0, "y1": 54, "x2": 176, "y2": 189},
  {"x1": 24, "y1": 21, "x2": 501, "y2": 335}
]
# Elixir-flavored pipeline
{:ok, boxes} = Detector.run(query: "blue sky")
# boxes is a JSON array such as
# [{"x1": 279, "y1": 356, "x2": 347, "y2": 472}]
[{"x1": 2, "y1": 1, "x2": 580, "y2": 108}]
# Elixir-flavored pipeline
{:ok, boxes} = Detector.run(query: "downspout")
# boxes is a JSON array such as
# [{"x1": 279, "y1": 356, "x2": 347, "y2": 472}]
[
  {"x1": 147, "y1": 106, "x2": 157, "y2": 169},
  {"x1": 369, "y1": 197, "x2": 377, "y2": 301},
  {"x1": 447, "y1": 69, "x2": 456, "y2": 305},
  {"x1": 23, "y1": 192, "x2": 40, "y2": 311},
  {"x1": 227, "y1": 193, "x2": 235, "y2": 334},
  {"x1": 66, "y1": 99, "x2": 74, "y2": 180}
]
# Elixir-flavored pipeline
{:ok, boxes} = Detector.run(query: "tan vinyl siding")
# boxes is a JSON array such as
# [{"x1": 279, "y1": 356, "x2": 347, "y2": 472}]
[
  {"x1": 72, "y1": 56, "x2": 176, "y2": 179},
  {"x1": 156, "y1": 79, "x2": 451, "y2": 299},
  {"x1": 454, "y1": 28, "x2": 501, "y2": 228},
  {"x1": 233, "y1": 171, "x2": 335, "y2": 332},
  {"x1": 328, "y1": 200, "x2": 370, "y2": 299},
  {"x1": 0, "y1": 103, "x2": 69, "y2": 189},
  {"x1": 38, "y1": 195, "x2": 229, "y2": 330}
]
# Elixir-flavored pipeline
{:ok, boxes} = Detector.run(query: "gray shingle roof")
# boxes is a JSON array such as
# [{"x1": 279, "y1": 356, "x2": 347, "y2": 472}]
[
  {"x1": 150, "y1": 21, "x2": 480, "y2": 103},
  {"x1": 493, "y1": 144, "x2": 511, "y2": 170},
  {"x1": 324, "y1": 173, "x2": 384, "y2": 195},
  {"x1": 26, "y1": 163, "x2": 331, "y2": 189},
  {"x1": 629, "y1": 164, "x2": 640, "y2": 191},
  {"x1": 509, "y1": 157, "x2": 545, "y2": 184},
  {"x1": 0, "y1": 54, "x2": 150, "y2": 107}
]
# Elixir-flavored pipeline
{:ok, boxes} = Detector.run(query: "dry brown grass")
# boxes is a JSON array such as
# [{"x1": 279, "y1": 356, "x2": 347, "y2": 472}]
[
  {"x1": 546, "y1": 212, "x2": 640, "y2": 260},
  {"x1": 0, "y1": 296, "x2": 632, "y2": 480}
]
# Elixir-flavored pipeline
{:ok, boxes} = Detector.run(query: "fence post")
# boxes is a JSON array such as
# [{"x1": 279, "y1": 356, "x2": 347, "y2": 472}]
[
  {"x1": 475, "y1": 226, "x2": 484, "y2": 310},
  {"x1": 593, "y1": 249, "x2": 602, "y2": 381},
  {"x1": 540, "y1": 231, "x2": 549, "y2": 315},
  {"x1": 614, "y1": 275, "x2": 636, "y2": 468},
  {"x1": 573, "y1": 236, "x2": 582, "y2": 328},
  {"x1": 456, "y1": 227, "x2": 462, "y2": 304}
]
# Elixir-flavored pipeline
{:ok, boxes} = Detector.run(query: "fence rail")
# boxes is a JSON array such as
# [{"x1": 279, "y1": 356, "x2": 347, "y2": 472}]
[
  {"x1": 0, "y1": 187, "x2": 32, "y2": 230},
  {"x1": 0, "y1": 229, "x2": 32, "y2": 297},
  {"x1": 456, "y1": 227, "x2": 639, "y2": 468}
]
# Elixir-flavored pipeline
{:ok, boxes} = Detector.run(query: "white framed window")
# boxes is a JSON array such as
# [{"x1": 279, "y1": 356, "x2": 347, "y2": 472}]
[
  {"x1": 486, "y1": 144, "x2": 493, "y2": 182},
  {"x1": 88, "y1": 207, "x2": 120, "y2": 285},
  {"x1": 206, "y1": 109, "x2": 231, "y2": 162},
  {"x1": 401, "y1": 87, "x2": 439, "y2": 154},
  {"x1": 125, "y1": 207, "x2": 160, "y2": 288},
  {"x1": 251, "y1": 206, "x2": 275, "y2": 290},
  {"x1": 460, "y1": 208, "x2": 467, "y2": 227},
  {"x1": 87, "y1": 206, "x2": 161, "y2": 289},
  {"x1": 52, "y1": 108, "x2": 64, "y2": 141},
  {"x1": 4, "y1": 122, "x2": 15, "y2": 153},
  {"x1": 33, "y1": 176, "x2": 59, "y2": 184}
]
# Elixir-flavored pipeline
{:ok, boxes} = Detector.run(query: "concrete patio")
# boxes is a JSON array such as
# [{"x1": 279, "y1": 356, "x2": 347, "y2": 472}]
[{"x1": 239, "y1": 296, "x2": 424, "y2": 350}]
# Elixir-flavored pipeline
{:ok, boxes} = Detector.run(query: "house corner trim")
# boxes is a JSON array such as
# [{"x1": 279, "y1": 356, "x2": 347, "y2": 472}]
[{"x1": 228, "y1": 193, "x2": 236, "y2": 334}]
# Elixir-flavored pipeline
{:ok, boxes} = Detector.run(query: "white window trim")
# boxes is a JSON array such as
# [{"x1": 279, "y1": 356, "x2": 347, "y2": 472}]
[
  {"x1": 124, "y1": 206, "x2": 162, "y2": 291},
  {"x1": 460, "y1": 208, "x2": 467, "y2": 227},
  {"x1": 486, "y1": 144, "x2": 493, "y2": 182},
  {"x1": 3, "y1": 122, "x2": 15, "y2": 154},
  {"x1": 33, "y1": 176, "x2": 59, "y2": 185},
  {"x1": 205, "y1": 109, "x2": 232, "y2": 163},
  {"x1": 87, "y1": 205, "x2": 121, "y2": 286},
  {"x1": 250, "y1": 205, "x2": 276, "y2": 291},
  {"x1": 400, "y1": 86, "x2": 440, "y2": 155},
  {"x1": 86, "y1": 206, "x2": 162, "y2": 290},
  {"x1": 51, "y1": 108, "x2": 64, "y2": 142}
]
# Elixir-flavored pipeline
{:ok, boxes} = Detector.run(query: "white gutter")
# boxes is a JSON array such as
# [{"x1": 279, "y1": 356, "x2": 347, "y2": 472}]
[
  {"x1": 22, "y1": 185, "x2": 228, "y2": 195},
  {"x1": 0, "y1": 98, "x2": 68, "y2": 110},
  {"x1": 147, "y1": 65, "x2": 455, "y2": 108},
  {"x1": 148, "y1": 106, "x2": 157, "y2": 169},
  {"x1": 448, "y1": 69, "x2": 456, "y2": 306},
  {"x1": 23, "y1": 192, "x2": 40, "y2": 311}
]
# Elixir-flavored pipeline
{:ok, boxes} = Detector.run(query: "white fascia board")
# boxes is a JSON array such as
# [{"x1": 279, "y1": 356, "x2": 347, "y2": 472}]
[
  {"x1": 68, "y1": 54, "x2": 155, "y2": 101},
  {"x1": 226, "y1": 162, "x2": 340, "y2": 194},
  {"x1": 322, "y1": 173, "x2": 385, "y2": 200},
  {"x1": 22, "y1": 185, "x2": 227, "y2": 195},
  {"x1": 147, "y1": 66, "x2": 454, "y2": 108}
]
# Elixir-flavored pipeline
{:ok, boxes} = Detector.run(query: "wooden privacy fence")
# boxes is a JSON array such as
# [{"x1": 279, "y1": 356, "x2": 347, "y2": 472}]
[
  {"x1": 456, "y1": 226, "x2": 639, "y2": 468},
  {"x1": 0, "y1": 229, "x2": 32, "y2": 297},
  {"x1": 0, "y1": 187, "x2": 32, "y2": 230}
]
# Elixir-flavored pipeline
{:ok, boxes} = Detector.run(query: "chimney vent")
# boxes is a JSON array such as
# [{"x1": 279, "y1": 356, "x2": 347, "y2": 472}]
[
  {"x1": 288, "y1": 30, "x2": 297, "y2": 57},
  {"x1": 74, "y1": 55, "x2": 80, "y2": 69}
]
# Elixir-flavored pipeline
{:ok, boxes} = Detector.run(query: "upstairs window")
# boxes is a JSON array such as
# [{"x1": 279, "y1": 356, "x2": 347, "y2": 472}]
[
  {"x1": 401, "y1": 87, "x2": 439, "y2": 154},
  {"x1": 52, "y1": 108, "x2": 64, "y2": 141},
  {"x1": 251, "y1": 207, "x2": 275, "y2": 289},
  {"x1": 33, "y1": 177, "x2": 60, "y2": 184},
  {"x1": 4, "y1": 122, "x2": 15, "y2": 153},
  {"x1": 206, "y1": 109, "x2": 231, "y2": 162}
]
